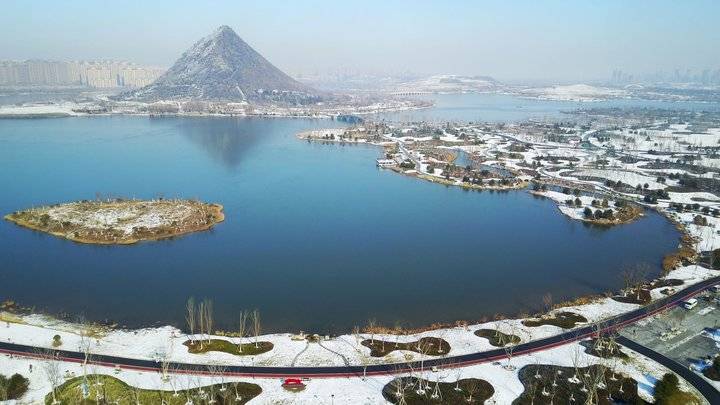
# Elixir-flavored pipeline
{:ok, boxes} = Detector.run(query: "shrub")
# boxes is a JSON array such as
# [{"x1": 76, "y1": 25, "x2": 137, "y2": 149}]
[
  {"x1": 693, "y1": 215, "x2": 708, "y2": 226},
  {"x1": 52, "y1": 334, "x2": 62, "y2": 347},
  {"x1": 654, "y1": 373, "x2": 699, "y2": 404},
  {"x1": 0, "y1": 373, "x2": 30, "y2": 400}
]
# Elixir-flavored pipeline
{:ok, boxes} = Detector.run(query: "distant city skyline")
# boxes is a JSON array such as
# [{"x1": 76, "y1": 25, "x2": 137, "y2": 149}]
[
  {"x1": 1, "y1": 0, "x2": 719, "y2": 83},
  {"x1": 0, "y1": 60, "x2": 164, "y2": 88}
]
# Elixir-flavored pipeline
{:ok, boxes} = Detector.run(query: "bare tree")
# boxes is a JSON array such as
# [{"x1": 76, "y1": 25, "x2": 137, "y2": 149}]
[
  {"x1": 198, "y1": 300, "x2": 206, "y2": 350},
  {"x1": 36, "y1": 349, "x2": 62, "y2": 404},
  {"x1": 367, "y1": 318, "x2": 377, "y2": 344},
  {"x1": 186, "y1": 297, "x2": 196, "y2": 344},
  {"x1": 252, "y1": 309, "x2": 261, "y2": 348},
  {"x1": 465, "y1": 378, "x2": 479, "y2": 403},
  {"x1": 237, "y1": 310, "x2": 249, "y2": 353},
  {"x1": 542, "y1": 292, "x2": 553, "y2": 313},
  {"x1": 203, "y1": 299, "x2": 214, "y2": 344},
  {"x1": 417, "y1": 339, "x2": 433, "y2": 373}
]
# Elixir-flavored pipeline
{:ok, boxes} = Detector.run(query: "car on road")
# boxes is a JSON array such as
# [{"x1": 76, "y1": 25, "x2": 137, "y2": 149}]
[{"x1": 683, "y1": 298, "x2": 698, "y2": 310}]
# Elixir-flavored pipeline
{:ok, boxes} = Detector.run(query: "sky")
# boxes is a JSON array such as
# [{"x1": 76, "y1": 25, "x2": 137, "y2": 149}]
[{"x1": 1, "y1": 0, "x2": 719, "y2": 83}]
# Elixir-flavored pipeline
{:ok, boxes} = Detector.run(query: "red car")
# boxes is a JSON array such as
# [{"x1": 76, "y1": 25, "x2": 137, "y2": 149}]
[{"x1": 282, "y1": 378, "x2": 306, "y2": 392}]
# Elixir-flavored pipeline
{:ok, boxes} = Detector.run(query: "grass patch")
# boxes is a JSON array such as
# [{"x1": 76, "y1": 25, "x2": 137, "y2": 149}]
[
  {"x1": 0, "y1": 311, "x2": 25, "y2": 325},
  {"x1": 382, "y1": 377, "x2": 493, "y2": 404},
  {"x1": 474, "y1": 329, "x2": 521, "y2": 347},
  {"x1": 184, "y1": 339, "x2": 273, "y2": 356},
  {"x1": 580, "y1": 339, "x2": 628, "y2": 359},
  {"x1": 46, "y1": 374, "x2": 261, "y2": 404},
  {"x1": 362, "y1": 337, "x2": 450, "y2": 357},
  {"x1": 522, "y1": 312, "x2": 587, "y2": 329},
  {"x1": 514, "y1": 364, "x2": 646, "y2": 405}
]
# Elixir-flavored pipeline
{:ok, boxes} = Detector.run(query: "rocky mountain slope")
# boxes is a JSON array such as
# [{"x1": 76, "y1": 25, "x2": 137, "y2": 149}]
[{"x1": 122, "y1": 25, "x2": 314, "y2": 102}]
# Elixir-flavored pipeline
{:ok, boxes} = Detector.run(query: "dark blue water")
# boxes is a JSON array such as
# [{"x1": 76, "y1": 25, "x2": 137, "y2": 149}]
[{"x1": 0, "y1": 115, "x2": 680, "y2": 333}]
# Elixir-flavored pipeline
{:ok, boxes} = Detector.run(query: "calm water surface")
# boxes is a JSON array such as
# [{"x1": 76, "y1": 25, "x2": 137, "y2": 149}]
[{"x1": 0, "y1": 105, "x2": 682, "y2": 333}]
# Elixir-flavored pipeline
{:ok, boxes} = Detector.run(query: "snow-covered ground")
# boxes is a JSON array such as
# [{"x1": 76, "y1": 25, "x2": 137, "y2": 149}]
[
  {"x1": 0, "y1": 335, "x2": 703, "y2": 404},
  {"x1": 520, "y1": 84, "x2": 628, "y2": 102},
  {"x1": 0, "y1": 103, "x2": 81, "y2": 117}
]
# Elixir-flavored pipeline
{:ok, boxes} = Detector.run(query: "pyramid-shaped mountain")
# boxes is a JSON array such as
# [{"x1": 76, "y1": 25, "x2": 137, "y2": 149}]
[{"x1": 124, "y1": 26, "x2": 312, "y2": 102}]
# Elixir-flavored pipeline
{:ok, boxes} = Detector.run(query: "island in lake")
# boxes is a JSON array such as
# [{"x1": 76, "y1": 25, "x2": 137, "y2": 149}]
[{"x1": 4, "y1": 199, "x2": 224, "y2": 244}]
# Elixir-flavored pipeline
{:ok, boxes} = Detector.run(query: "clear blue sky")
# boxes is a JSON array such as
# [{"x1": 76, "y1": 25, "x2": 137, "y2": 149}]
[{"x1": 1, "y1": 0, "x2": 718, "y2": 82}]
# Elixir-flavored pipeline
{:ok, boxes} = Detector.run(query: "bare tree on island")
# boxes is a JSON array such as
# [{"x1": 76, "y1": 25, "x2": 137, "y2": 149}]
[{"x1": 186, "y1": 297, "x2": 196, "y2": 344}]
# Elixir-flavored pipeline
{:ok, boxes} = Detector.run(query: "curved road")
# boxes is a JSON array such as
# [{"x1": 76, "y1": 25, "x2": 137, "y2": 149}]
[
  {"x1": 1, "y1": 275, "x2": 719, "y2": 380},
  {"x1": 616, "y1": 335, "x2": 720, "y2": 404}
]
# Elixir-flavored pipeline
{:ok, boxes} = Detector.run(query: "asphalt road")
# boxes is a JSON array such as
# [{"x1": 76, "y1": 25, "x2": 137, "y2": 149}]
[
  {"x1": 617, "y1": 335, "x2": 720, "y2": 404},
  {"x1": 1, "y1": 275, "x2": 719, "y2": 379}
]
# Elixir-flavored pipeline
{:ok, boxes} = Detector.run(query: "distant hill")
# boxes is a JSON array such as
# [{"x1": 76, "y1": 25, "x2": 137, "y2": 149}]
[
  {"x1": 393, "y1": 75, "x2": 504, "y2": 93},
  {"x1": 121, "y1": 26, "x2": 315, "y2": 103}
]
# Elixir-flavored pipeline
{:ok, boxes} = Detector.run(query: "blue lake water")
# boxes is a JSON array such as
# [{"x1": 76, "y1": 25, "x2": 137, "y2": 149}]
[{"x1": 0, "y1": 109, "x2": 682, "y2": 333}]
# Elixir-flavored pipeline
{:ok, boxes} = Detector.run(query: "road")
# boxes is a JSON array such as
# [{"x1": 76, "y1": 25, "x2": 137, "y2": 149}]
[
  {"x1": 617, "y1": 335, "x2": 720, "y2": 404},
  {"x1": 1, "y1": 275, "x2": 719, "y2": 379}
]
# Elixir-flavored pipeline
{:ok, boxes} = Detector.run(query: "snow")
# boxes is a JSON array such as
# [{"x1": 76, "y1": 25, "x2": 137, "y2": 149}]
[
  {"x1": 1, "y1": 335, "x2": 703, "y2": 404},
  {"x1": 520, "y1": 84, "x2": 628, "y2": 102},
  {"x1": 0, "y1": 103, "x2": 81, "y2": 116}
]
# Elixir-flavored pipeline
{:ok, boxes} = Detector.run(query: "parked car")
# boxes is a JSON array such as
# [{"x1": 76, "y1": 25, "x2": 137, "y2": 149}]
[{"x1": 683, "y1": 298, "x2": 698, "y2": 310}]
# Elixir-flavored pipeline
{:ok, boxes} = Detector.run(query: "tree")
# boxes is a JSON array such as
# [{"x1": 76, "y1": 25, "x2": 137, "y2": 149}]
[
  {"x1": 542, "y1": 293, "x2": 553, "y2": 313},
  {"x1": 203, "y1": 299, "x2": 214, "y2": 344},
  {"x1": 238, "y1": 310, "x2": 249, "y2": 353},
  {"x1": 36, "y1": 349, "x2": 61, "y2": 404},
  {"x1": 252, "y1": 309, "x2": 261, "y2": 348},
  {"x1": 186, "y1": 297, "x2": 196, "y2": 344},
  {"x1": 198, "y1": 300, "x2": 206, "y2": 349},
  {"x1": 0, "y1": 373, "x2": 29, "y2": 401},
  {"x1": 654, "y1": 373, "x2": 680, "y2": 404}
]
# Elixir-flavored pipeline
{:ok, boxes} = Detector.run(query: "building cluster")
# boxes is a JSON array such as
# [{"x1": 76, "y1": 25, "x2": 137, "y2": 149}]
[
  {"x1": 0, "y1": 60, "x2": 165, "y2": 88},
  {"x1": 611, "y1": 68, "x2": 720, "y2": 86}
]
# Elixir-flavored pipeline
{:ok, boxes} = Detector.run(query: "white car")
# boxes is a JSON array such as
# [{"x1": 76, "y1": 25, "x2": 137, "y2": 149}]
[{"x1": 683, "y1": 298, "x2": 698, "y2": 310}]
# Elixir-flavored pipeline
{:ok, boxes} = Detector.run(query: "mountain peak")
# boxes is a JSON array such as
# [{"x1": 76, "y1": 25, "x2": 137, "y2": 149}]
[
  {"x1": 215, "y1": 25, "x2": 233, "y2": 34},
  {"x1": 121, "y1": 26, "x2": 314, "y2": 102}
]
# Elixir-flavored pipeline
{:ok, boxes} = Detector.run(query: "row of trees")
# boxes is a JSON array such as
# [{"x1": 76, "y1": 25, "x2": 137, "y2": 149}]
[
  {"x1": 584, "y1": 207, "x2": 615, "y2": 220},
  {"x1": 185, "y1": 297, "x2": 262, "y2": 350}
]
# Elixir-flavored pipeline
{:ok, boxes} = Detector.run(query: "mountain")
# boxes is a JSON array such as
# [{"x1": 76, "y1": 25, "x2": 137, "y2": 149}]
[
  {"x1": 122, "y1": 25, "x2": 313, "y2": 102},
  {"x1": 393, "y1": 75, "x2": 503, "y2": 93}
]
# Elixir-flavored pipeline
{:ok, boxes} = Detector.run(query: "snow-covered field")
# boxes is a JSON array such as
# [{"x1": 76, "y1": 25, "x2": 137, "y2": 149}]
[
  {"x1": 0, "y1": 334, "x2": 702, "y2": 404},
  {"x1": 520, "y1": 84, "x2": 628, "y2": 102}
]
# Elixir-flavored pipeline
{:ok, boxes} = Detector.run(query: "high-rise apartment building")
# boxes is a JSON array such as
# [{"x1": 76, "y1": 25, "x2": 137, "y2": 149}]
[{"x1": 0, "y1": 60, "x2": 164, "y2": 88}]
